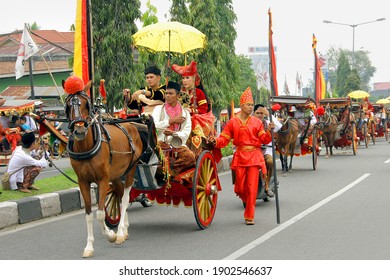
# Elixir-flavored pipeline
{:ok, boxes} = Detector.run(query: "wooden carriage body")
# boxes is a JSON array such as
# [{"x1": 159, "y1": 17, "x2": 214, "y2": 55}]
[
  {"x1": 319, "y1": 97, "x2": 358, "y2": 153},
  {"x1": 271, "y1": 96, "x2": 319, "y2": 170}
]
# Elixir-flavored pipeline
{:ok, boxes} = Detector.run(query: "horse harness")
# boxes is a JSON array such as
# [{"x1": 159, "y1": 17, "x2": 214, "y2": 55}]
[{"x1": 65, "y1": 91, "x2": 138, "y2": 177}]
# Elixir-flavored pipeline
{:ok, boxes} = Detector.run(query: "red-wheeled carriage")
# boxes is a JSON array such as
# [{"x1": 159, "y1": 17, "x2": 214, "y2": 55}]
[
  {"x1": 319, "y1": 98, "x2": 358, "y2": 155},
  {"x1": 104, "y1": 115, "x2": 222, "y2": 230}
]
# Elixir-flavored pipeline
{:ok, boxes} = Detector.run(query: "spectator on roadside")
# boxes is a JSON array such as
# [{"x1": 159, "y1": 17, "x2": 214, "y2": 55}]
[{"x1": 7, "y1": 131, "x2": 49, "y2": 193}]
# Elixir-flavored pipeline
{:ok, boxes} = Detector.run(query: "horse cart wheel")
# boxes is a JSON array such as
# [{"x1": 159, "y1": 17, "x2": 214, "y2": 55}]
[
  {"x1": 311, "y1": 127, "x2": 318, "y2": 170},
  {"x1": 192, "y1": 150, "x2": 219, "y2": 230},
  {"x1": 363, "y1": 122, "x2": 369, "y2": 148},
  {"x1": 104, "y1": 186, "x2": 122, "y2": 228},
  {"x1": 351, "y1": 122, "x2": 357, "y2": 155}
]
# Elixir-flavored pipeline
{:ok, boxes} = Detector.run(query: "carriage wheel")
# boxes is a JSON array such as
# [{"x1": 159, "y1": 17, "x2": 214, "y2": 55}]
[
  {"x1": 192, "y1": 150, "x2": 219, "y2": 230},
  {"x1": 351, "y1": 122, "x2": 357, "y2": 155},
  {"x1": 104, "y1": 186, "x2": 122, "y2": 228},
  {"x1": 363, "y1": 122, "x2": 369, "y2": 148},
  {"x1": 311, "y1": 127, "x2": 318, "y2": 170},
  {"x1": 370, "y1": 121, "x2": 376, "y2": 145}
]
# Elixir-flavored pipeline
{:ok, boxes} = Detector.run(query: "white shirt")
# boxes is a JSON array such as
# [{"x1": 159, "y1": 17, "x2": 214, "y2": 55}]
[
  {"x1": 152, "y1": 103, "x2": 192, "y2": 146},
  {"x1": 263, "y1": 116, "x2": 282, "y2": 156},
  {"x1": 7, "y1": 146, "x2": 49, "y2": 190}
]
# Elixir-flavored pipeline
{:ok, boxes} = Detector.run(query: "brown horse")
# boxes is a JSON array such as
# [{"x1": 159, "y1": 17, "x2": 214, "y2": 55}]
[
  {"x1": 274, "y1": 112, "x2": 300, "y2": 172},
  {"x1": 63, "y1": 78, "x2": 143, "y2": 258},
  {"x1": 317, "y1": 107, "x2": 338, "y2": 158}
]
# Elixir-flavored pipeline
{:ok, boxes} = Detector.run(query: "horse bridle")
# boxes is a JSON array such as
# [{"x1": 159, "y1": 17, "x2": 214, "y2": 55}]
[{"x1": 65, "y1": 91, "x2": 92, "y2": 131}]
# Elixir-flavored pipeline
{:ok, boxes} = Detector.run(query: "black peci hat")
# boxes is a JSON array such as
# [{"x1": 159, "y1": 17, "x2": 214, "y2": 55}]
[
  {"x1": 167, "y1": 81, "x2": 181, "y2": 93},
  {"x1": 21, "y1": 132, "x2": 36, "y2": 148},
  {"x1": 144, "y1": 65, "x2": 161, "y2": 76}
]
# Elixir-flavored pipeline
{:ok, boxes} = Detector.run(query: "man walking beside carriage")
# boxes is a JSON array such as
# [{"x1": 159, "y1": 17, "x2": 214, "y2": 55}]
[{"x1": 209, "y1": 88, "x2": 275, "y2": 225}]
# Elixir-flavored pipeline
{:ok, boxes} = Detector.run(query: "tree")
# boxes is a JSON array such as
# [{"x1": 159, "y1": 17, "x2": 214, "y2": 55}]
[
  {"x1": 92, "y1": 0, "x2": 142, "y2": 113},
  {"x1": 236, "y1": 55, "x2": 259, "y2": 104},
  {"x1": 28, "y1": 22, "x2": 41, "y2": 30},
  {"x1": 326, "y1": 46, "x2": 376, "y2": 93},
  {"x1": 335, "y1": 51, "x2": 351, "y2": 96},
  {"x1": 344, "y1": 68, "x2": 361, "y2": 94}
]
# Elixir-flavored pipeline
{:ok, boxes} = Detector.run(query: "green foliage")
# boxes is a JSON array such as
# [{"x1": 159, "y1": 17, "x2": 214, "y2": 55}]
[
  {"x1": 92, "y1": 0, "x2": 142, "y2": 113},
  {"x1": 326, "y1": 46, "x2": 376, "y2": 94},
  {"x1": 221, "y1": 141, "x2": 234, "y2": 156},
  {"x1": 335, "y1": 51, "x2": 351, "y2": 96}
]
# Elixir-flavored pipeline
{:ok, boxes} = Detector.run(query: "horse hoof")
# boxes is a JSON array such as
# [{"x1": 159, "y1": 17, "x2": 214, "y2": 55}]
[
  {"x1": 82, "y1": 250, "x2": 94, "y2": 258},
  {"x1": 115, "y1": 235, "x2": 126, "y2": 245},
  {"x1": 325, "y1": 155, "x2": 329, "y2": 159},
  {"x1": 107, "y1": 232, "x2": 116, "y2": 243}
]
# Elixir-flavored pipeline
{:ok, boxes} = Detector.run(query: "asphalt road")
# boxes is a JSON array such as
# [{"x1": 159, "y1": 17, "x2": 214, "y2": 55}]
[{"x1": 1, "y1": 138, "x2": 390, "y2": 278}]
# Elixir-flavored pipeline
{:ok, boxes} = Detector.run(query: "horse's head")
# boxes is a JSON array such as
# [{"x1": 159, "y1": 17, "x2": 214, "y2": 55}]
[{"x1": 63, "y1": 76, "x2": 92, "y2": 140}]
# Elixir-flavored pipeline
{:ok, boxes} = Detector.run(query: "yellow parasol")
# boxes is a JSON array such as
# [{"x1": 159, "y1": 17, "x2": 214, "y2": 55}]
[
  {"x1": 347, "y1": 90, "x2": 370, "y2": 99},
  {"x1": 376, "y1": 98, "x2": 390, "y2": 104},
  {"x1": 132, "y1": 21, "x2": 206, "y2": 55}
]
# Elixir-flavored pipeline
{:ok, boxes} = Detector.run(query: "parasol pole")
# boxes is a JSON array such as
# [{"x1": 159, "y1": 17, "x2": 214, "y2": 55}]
[{"x1": 165, "y1": 30, "x2": 172, "y2": 87}]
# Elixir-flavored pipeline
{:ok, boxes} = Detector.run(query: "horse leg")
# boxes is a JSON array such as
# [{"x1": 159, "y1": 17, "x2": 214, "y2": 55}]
[
  {"x1": 115, "y1": 184, "x2": 131, "y2": 245},
  {"x1": 288, "y1": 154, "x2": 294, "y2": 172},
  {"x1": 78, "y1": 181, "x2": 95, "y2": 258},
  {"x1": 95, "y1": 179, "x2": 116, "y2": 244},
  {"x1": 279, "y1": 153, "x2": 286, "y2": 172}
]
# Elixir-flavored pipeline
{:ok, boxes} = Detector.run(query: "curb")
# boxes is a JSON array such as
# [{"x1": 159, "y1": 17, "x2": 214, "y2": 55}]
[{"x1": 0, "y1": 156, "x2": 232, "y2": 230}]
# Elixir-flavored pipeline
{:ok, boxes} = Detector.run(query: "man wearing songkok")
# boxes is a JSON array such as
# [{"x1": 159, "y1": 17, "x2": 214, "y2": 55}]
[{"x1": 209, "y1": 87, "x2": 275, "y2": 225}]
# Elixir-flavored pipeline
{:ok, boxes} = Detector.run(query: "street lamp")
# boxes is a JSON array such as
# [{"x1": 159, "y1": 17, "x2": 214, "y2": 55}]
[{"x1": 323, "y1": 18, "x2": 386, "y2": 67}]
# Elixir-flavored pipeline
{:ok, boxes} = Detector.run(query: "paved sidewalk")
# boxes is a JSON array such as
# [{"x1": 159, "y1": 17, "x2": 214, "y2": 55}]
[{"x1": 0, "y1": 156, "x2": 232, "y2": 230}]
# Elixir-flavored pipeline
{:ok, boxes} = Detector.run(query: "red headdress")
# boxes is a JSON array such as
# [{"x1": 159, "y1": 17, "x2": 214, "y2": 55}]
[
  {"x1": 63, "y1": 76, "x2": 84, "y2": 95},
  {"x1": 317, "y1": 106, "x2": 325, "y2": 116},
  {"x1": 239, "y1": 87, "x2": 253, "y2": 106},
  {"x1": 271, "y1": 103, "x2": 281, "y2": 111},
  {"x1": 171, "y1": 61, "x2": 201, "y2": 86}
]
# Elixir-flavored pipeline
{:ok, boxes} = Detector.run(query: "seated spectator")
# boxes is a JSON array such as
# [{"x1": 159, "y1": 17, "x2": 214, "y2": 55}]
[
  {"x1": 19, "y1": 116, "x2": 32, "y2": 132},
  {"x1": 7, "y1": 131, "x2": 50, "y2": 193}
]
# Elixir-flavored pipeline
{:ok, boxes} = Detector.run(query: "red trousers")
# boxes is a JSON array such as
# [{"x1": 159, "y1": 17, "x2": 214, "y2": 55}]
[{"x1": 234, "y1": 165, "x2": 259, "y2": 220}]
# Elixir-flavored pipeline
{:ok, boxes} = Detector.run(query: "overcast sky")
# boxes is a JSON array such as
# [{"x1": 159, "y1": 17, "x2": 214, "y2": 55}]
[{"x1": 2, "y1": 0, "x2": 389, "y2": 91}]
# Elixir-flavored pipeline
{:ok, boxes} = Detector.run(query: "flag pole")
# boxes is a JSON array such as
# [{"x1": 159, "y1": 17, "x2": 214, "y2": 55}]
[
  {"x1": 37, "y1": 49, "x2": 65, "y2": 104},
  {"x1": 268, "y1": 8, "x2": 280, "y2": 224}
]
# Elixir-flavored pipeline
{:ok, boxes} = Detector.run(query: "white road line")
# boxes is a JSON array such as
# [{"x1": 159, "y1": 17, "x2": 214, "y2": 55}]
[
  {"x1": 384, "y1": 159, "x2": 390, "y2": 164},
  {"x1": 223, "y1": 173, "x2": 371, "y2": 260}
]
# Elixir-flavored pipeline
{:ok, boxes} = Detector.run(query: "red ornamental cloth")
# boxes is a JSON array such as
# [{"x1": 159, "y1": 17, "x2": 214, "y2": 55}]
[
  {"x1": 215, "y1": 116, "x2": 271, "y2": 174},
  {"x1": 187, "y1": 88, "x2": 208, "y2": 115}
]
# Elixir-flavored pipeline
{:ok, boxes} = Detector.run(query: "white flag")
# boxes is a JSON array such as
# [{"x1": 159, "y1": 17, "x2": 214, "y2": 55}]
[{"x1": 15, "y1": 27, "x2": 39, "y2": 79}]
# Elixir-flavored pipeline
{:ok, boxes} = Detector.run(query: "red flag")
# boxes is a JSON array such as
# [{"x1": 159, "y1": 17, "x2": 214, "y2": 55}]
[
  {"x1": 74, "y1": 0, "x2": 94, "y2": 97},
  {"x1": 312, "y1": 34, "x2": 326, "y2": 107},
  {"x1": 268, "y1": 8, "x2": 278, "y2": 97}
]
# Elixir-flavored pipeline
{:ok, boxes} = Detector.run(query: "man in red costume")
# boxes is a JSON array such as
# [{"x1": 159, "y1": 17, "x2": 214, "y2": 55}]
[{"x1": 209, "y1": 87, "x2": 275, "y2": 225}]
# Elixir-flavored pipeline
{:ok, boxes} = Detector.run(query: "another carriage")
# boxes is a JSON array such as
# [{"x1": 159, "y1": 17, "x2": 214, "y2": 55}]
[
  {"x1": 0, "y1": 99, "x2": 41, "y2": 165},
  {"x1": 271, "y1": 96, "x2": 319, "y2": 171},
  {"x1": 318, "y1": 97, "x2": 358, "y2": 155},
  {"x1": 351, "y1": 101, "x2": 375, "y2": 147},
  {"x1": 372, "y1": 104, "x2": 389, "y2": 141}
]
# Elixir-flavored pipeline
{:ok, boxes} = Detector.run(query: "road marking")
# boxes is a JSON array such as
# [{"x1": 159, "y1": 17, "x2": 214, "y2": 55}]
[
  {"x1": 223, "y1": 173, "x2": 371, "y2": 260},
  {"x1": 385, "y1": 159, "x2": 390, "y2": 164}
]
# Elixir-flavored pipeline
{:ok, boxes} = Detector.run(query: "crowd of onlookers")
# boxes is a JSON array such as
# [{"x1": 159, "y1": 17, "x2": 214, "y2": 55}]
[{"x1": 0, "y1": 112, "x2": 37, "y2": 154}]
